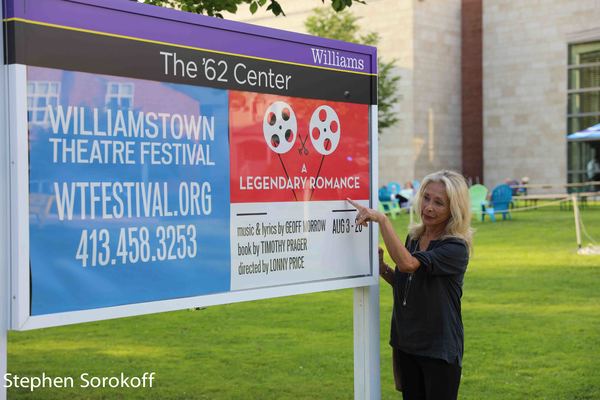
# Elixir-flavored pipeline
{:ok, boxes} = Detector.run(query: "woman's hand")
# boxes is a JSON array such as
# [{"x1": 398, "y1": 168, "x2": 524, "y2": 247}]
[
  {"x1": 379, "y1": 247, "x2": 394, "y2": 285},
  {"x1": 378, "y1": 247, "x2": 387, "y2": 275},
  {"x1": 348, "y1": 198, "x2": 421, "y2": 274},
  {"x1": 346, "y1": 198, "x2": 384, "y2": 227}
]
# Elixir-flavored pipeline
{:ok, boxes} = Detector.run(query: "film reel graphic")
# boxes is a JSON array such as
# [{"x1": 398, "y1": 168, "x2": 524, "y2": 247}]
[
  {"x1": 262, "y1": 102, "x2": 342, "y2": 201},
  {"x1": 263, "y1": 101, "x2": 299, "y2": 199},
  {"x1": 309, "y1": 105, "x2": 341, "y2": 156},
  {"x1": 309, "y1": 106, "x2": 340, "y2": 200},
  {"x1": 263, "y1": 101, "x2": 298, "y2": 154}
]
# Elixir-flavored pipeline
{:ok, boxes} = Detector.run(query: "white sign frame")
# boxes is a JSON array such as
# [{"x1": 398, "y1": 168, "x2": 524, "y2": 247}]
[{"x1": 1, "y1": 2, "x2": 12, "y2": 399}]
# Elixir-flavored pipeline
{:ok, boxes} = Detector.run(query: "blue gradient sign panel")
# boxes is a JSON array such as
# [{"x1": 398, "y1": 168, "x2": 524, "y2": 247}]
[{"x1": 28, "y1": 67, "x2": 231, "y2": 314}]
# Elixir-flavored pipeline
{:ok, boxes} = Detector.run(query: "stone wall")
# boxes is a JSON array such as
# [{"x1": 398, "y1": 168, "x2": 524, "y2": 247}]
[
  {"x1": 412, "y1": 0, "x2": 462, "y2": 181},
  {"x1": 482, "y1": 0, "x2": 600, "y2": 189}
]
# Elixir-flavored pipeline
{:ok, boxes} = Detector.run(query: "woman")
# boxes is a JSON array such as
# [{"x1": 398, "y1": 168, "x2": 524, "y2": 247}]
[{"x1": 348, "y1": 170, "x2": 473, "y2": 400}]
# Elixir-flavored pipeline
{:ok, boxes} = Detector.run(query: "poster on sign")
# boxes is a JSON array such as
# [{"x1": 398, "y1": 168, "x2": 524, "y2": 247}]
[
  {"x1": 4, "y1": 0, "x2": 377, "y2": 330},
  {"x1": 229, "y1": 92, "x2": 370, "y2": 290}
]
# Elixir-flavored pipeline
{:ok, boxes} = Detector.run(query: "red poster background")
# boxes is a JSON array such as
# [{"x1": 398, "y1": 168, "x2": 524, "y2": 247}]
[{"x1": 229, "y1": 91, "x2": 370, "y2": 203}]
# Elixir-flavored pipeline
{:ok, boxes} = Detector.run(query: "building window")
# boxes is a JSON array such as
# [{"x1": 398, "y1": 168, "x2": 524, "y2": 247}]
[
  {"x1": 105, "y1": 82, "x2": 134, "y2": 109},
  {"x1": 27, "y1": 81, "x2": 60, "y2": 124},
  {"x1": 567, "y1": 41, "x2": 600, "y2": 184}
]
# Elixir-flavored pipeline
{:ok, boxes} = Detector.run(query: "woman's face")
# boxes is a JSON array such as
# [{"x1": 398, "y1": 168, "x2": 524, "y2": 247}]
[{"x1": 420, "y1": 181, "x2": 451, "y2": 230}]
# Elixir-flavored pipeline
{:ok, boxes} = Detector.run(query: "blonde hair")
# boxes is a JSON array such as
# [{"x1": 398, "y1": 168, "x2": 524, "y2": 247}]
[{"x1": 409, "y1": 170, "x2": 474, "y2": 252}]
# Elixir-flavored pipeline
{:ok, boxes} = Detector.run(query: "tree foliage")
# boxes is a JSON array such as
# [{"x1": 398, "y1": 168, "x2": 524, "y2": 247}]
[
  {"x1": 141, "y1": 0, "x2": 365, "y2": 18},
  {"x1": 305, "y1": 8, "x2": 400, "y2": 133}
]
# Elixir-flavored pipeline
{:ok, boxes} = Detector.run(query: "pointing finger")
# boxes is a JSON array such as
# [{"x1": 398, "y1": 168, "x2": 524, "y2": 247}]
[{"x1": 346, "y1": 198, "x2": 364, "y2": 211}]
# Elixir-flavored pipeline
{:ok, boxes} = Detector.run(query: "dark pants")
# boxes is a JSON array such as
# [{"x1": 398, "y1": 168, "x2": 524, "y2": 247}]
[
  {"x1": 394, "y1": 349, "x2": 461, "y2": 400},
  {"x1": 394, "y1": 194, "x2": 409, "y2": 208}
]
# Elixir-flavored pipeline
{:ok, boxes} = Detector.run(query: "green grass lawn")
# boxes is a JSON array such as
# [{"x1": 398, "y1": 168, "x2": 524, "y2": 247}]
[{"x1": 7, "y1": 205, "x2": 600, "y2": 399}]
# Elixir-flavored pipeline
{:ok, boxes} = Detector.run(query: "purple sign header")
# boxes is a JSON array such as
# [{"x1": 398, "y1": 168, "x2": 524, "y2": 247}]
[{"x1": 4, "y1": 0, "x2": 377, "y2": 74}]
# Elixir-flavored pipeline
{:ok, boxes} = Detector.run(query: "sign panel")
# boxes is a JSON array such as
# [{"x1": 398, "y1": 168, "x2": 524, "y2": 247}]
[
  {"x1": 229, "y1": 93, "x2": 371, "y2": 290},
  {"x1": 28, "y1": 67, "x2": 231, "y2": 315},
  {"x1": 4, "y1": 0, "x2": 377, "y2": 329}
]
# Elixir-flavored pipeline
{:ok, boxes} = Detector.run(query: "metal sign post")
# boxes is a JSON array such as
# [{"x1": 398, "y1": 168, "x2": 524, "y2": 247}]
[
  {"x1": 1, "y1": 2, "x2": 10, "y2": 398},
  {"x1": 354, "y1": 285, "x2": 381, "y2": 400},
  {"x1": 354, "y1": 107, "x2": 380, "y2": 400}
]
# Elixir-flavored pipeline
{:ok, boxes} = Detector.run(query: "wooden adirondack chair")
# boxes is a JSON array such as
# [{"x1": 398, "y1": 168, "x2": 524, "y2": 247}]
[
  {"x1": 378, "y1": 201, "x2": 402, "y2": 219},
  {"x1": 469, "y1": 184, "x2": 488, "y2": 221},
  {"x1": 483, "y1": 184, "x2": 513, "y2": 222},
  {"x1": 378, "y1": 185, "x2": 402, "y2": 219}
]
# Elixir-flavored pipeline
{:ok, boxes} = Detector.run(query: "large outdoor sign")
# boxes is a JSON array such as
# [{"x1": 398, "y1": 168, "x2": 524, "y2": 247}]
[{"x1": 3, "y1": 0, "x2": 378, "y2": 330}]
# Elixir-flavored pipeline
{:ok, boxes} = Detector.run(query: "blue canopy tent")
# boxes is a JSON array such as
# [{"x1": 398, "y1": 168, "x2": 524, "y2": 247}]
[{"x1": 567, "y1": 123, "x2": 600, "y2": 141}]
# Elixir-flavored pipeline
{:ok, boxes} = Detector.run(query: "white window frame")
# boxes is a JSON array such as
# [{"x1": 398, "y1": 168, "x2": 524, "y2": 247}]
[
  {"x1": 105, "y1": 81, "x2": 134, "y2": 109},
  {"x1": 27, "y1": 81, "x2": 60, "y2": 124}
]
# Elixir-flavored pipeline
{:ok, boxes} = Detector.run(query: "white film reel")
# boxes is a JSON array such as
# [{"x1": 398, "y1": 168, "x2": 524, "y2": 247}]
[
  {"x1": 263, "y1": 101, "x2": 298, "y2": 154},
  {"x1": 309, "y1": 105, "x2": 340, "y2": 156}
]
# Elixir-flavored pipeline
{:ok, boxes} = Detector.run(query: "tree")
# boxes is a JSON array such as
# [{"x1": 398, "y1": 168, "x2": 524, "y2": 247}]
[
  {"x1": 305, "y1": 8, "x2": 400, "y2": 133},
  {"x1": 141, "y1": 0, "x2": 365, "y2": 18}
]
